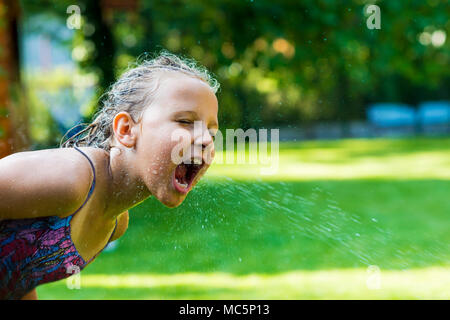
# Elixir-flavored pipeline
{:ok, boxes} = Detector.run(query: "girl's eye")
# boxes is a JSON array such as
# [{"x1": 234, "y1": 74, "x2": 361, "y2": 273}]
[{"x1": 177, "y1": 120, "x2": 193, "y2": 124}]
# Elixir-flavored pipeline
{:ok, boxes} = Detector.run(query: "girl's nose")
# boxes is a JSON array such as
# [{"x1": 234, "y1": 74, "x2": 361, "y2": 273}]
[
  {"x1": 194, "y1": 124, "x2": 214, "y2": 149},
  {"x1": 201, "y1": 130, "x2": 214, "y2": 150},
  {"x1": 192, "y1": 126, "x2": 215, "y2": 163}
]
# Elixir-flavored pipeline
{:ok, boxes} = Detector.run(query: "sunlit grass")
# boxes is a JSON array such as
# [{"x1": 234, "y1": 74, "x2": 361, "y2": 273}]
[
  {"x1": 36, "y1": 137, "x2": 450, "y2": 299},
  {"x1": 209, "y1": 137, "x2": 450, "y2": 180},
  {"x1": 38, "y1": 267, "x2": 450, "y2": 299}
]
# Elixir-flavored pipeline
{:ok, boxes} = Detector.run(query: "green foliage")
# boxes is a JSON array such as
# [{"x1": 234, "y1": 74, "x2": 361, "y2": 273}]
[
  {"x1": 19, "y1": 0, "x2": 450, "y2": 128},
  {"x1": 23, "y1": 69, "x2": 67, "y2": 147}
]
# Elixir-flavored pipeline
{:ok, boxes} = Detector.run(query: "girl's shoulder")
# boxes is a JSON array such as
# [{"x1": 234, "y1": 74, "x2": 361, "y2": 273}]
[
  {"x1": 70, "y1": 147, "x2": 111, "y2": 187},
  {"x1": 67, "y1": 146, "x2": 110, "y2": 167},
  {"x1": 10, "y1": 146, "x2": 110, "y2": 182},
  {"x1": 0, "y1": 147, "x2": 109, "y2": 220},
  {"x1": 4, "y1": 146, "x2": 108, "y2": 164}
]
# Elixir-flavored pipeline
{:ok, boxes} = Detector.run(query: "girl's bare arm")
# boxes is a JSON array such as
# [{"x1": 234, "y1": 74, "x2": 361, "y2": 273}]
[{"x1": 0, "y1": 149, "x2": 93, "y2": 220}]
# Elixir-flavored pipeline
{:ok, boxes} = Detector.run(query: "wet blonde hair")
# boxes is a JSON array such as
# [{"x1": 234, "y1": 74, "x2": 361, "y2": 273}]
[{"x1": 60, "y1": 50, "x2": 220, "y2": 151}]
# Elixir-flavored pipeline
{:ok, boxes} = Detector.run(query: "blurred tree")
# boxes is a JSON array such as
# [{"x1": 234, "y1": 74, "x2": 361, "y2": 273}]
[
  {"x1": 76, "y1": 0, "x2": 117, "y2": 98},
  {"x1": 17, "y1": 0, "x2": 450, "y2": 132},
  {"x1": 0, "y1": 0, "x2": 30, "y2": 158}
]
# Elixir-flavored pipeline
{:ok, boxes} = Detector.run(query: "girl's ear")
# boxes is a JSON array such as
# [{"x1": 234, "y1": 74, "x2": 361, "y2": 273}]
[{"x1": 113, "y1": 112, "x2": 138, "y2": 148}]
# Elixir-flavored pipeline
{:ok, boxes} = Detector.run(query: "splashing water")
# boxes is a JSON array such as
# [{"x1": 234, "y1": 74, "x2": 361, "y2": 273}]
[{"x1": 136, "y1": 176, "x2": 449, "y2": 273}]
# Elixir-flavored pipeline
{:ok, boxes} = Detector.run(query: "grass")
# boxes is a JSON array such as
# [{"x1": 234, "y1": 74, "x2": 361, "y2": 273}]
[
  {"x1": 37, "y1": 267, "x2": 450, "y2": 299},
  {"x1": 37, "y1": 137, "x2": 450, "y2": 299},
  {"x1": 210, "y1": 137, "x2": 450, "y2": 180}
]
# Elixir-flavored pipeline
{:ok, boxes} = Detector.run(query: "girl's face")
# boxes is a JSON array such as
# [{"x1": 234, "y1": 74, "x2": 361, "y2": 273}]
[{"x1": 134, "y1": 73, "x2": 219, "y2": 207}]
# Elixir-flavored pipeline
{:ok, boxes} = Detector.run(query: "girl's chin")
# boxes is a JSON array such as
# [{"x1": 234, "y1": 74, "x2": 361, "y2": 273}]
[
  {"x1": 155, "y1": 187, "x2": 187, "y2": 208},
  {"x1": 161, "y1": 195, "x2": 185, "y2": 208},
  {"x1": 148, "y1": 167, "x2": 201, "y2": 208}
]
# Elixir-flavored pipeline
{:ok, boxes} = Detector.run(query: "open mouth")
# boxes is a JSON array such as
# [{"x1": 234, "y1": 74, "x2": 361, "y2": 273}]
[{"x1": 172, "y1": 159, "x2": 205, "y2": 194}]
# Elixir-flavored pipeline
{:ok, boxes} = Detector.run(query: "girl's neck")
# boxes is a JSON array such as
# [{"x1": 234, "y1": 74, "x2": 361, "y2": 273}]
[{"x1": 103, "y1": 146, "x2": 151, "y2": 219}]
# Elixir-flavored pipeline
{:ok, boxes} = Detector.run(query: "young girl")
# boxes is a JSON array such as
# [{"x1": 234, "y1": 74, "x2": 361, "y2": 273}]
[{"x1": 0, "y1": 51, "x2": 220, "y2": 300}]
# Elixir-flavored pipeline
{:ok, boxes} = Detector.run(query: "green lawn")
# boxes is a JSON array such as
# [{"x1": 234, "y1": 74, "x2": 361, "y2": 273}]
[{"x1": 37, "y1": 137, "x2": 450, "y2": 299}]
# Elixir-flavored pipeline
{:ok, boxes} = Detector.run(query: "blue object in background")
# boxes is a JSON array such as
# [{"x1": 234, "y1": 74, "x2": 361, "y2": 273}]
[
  {"x1": 417, "y1": 101, "x2": 450, "y2": 125},
  {"x1": 367, "y1": 103, "x2": 416, "y2": 127}
]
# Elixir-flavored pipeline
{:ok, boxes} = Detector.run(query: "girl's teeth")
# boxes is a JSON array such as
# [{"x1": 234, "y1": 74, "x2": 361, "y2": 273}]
[{"x1": 175, "y1": 177, "x2": 188, "y2": 188}]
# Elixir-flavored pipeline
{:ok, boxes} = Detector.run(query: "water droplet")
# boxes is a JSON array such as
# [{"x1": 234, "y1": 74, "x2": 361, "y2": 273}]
[
  {"x1": 238, "y1": 257, "x2": 242, "y2": 262},
  {"x1": 371, "y1": 218, "x2": 378, "y2": 223},
  {"x1": 152, "y1": 170, "x2": 158, "y2": 174},
  {"x1": 355, "y1": 233, "x2": 360, "y2": 237}
]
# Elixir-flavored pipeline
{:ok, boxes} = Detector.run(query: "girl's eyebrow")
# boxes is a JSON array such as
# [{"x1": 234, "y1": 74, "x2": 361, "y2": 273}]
[{"x1": 173, "y1": 110, "x2": 218, "y2": 128}]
